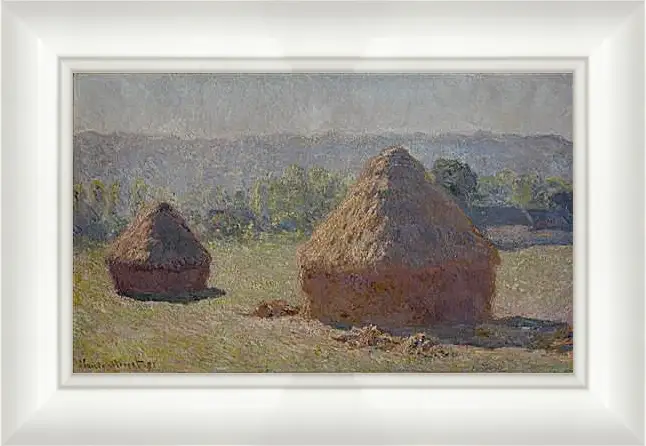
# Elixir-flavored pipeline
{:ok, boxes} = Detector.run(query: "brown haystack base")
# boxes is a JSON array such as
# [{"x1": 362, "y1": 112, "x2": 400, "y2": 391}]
[
  {"x1": 301, "y1": 260, "x2": 496, "y2": 328},
  {"x1": 251, "y1": 299, "x2": 301, "y2": 318},
  {"x1": 108, "y1": 263, "x2": 209, "y2": 295},
  {"x1": 106, "y1": 202, "x2": 212, "y2": 295},
  {"x1": 297, "y1": 146, "x2": 500, "y2": 329}
]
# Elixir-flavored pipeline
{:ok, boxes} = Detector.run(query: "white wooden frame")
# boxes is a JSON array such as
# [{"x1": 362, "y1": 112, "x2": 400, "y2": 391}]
[{"x1": 2, "y1": 0, "x2": 644, "y2": 444}]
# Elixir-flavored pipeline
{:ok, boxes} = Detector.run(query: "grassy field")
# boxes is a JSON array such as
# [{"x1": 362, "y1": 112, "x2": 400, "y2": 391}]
[{"x1": 73, "y1": 236, "x2": 573, "y2": 373}]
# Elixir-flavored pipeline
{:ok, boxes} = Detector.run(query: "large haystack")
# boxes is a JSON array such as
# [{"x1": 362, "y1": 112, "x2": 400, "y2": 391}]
[
  {"x1": 297, "y1": 146, "x2": 500, "y2": 329},
  {"x1": 106, "y1": 202, "x2": 212, "y2": 295}
]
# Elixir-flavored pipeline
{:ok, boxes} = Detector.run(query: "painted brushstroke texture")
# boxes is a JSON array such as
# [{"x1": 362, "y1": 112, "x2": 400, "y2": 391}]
[
  {"x1": 74, "y1": 73, "x2": 572, "y2": 138},
  {"x1": 72, "y1": 73, "x2": 573, "y2": 373}
]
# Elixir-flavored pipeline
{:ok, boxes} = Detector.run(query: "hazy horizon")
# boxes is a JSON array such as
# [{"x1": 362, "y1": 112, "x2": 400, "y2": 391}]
[
  {"x1": 74, "y1": 128, "x2": 573, "y2": 141},
  {"x1": 74, "y1": 73, "x2": 573, "y2": 140}
]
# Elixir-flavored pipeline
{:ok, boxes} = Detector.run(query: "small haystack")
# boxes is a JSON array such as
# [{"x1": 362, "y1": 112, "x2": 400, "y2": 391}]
[
  {"x1": 297, "y1": 146, "x2": 500, "y2": 329},
  {"x1": 106, "y1": 202, "x2": 212, "y2": 295}
]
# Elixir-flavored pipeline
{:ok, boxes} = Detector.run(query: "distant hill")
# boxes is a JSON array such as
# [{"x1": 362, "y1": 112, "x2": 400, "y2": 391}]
[{"x1": 73, "y1": 130, "x2": 573, "y2": 195}]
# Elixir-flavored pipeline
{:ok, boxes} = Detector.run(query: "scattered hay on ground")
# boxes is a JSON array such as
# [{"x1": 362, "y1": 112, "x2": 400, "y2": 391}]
[
  {"x1": 400, "y1": 333, "x2": 457, "y2": 358},
  {"x1": 250, "y1": 299, "x2": 301, "y2": 318},
  {"x1": 401, "y1": 332, "x2": 439, "y2": 353},
  {"x1": 330, "y1": 325, "x2": 400, "y2": 350},
  {"x1": 528, "y1": 325, "x2": 573, "y2": 353},
  {"x1": 331, "y1": 325, "x2": 457, "y2": 359}
]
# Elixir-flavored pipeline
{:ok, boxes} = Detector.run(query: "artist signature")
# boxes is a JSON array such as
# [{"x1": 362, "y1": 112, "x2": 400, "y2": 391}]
[{"x1": 75, "y1": 358, "x2": 155, "y2": 371}]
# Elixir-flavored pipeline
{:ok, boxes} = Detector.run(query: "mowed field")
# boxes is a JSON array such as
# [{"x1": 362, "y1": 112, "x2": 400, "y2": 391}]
[{"x1": 73, "y1": 236, "x2": 573, "y2": 373}]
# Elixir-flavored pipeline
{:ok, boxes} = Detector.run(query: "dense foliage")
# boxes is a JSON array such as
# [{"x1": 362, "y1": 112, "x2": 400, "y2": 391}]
[
  {"x1": 74, "y1": 164, "x2": 352, "y2": 242},
  {"x1": 431, "y1": 158, "x2": 478, "y2": 206},
  {"x1": 475, "y1": 168, "x2": 573, "y2": 210}
]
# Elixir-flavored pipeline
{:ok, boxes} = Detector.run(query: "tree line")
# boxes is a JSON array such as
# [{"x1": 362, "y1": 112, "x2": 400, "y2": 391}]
[
  {"x1": 73, "y1": 158, "x2": 572, "y2": 243},
  {"x1": 431, "y1": 158, "x2": 573, "y2": 212},
  {"x1": 73, "y1": 165, "x2": 353, "y2": 242}
]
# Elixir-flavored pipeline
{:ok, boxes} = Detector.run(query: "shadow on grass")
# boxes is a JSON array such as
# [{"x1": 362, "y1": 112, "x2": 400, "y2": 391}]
[
  {"x1": 425, "y1": 316, "x2": 572, "y2": 351},
  {"x1": 492, "y1": 239, "x2": 574, "y2": 252},
  {"x1": 483, "y1": 226, "x2": 573, "y2": 252},
  {"x1": 330, "y1": 316, "x2": 572, "y2": 352},
  {"x1": 119, "y1": 287, "x2": 227, "y2": 304}
]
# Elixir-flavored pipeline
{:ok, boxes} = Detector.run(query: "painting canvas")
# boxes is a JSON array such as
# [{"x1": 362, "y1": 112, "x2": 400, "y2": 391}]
[{"x1": 73, "y1": 73, "x2": 573, "y2": 373}]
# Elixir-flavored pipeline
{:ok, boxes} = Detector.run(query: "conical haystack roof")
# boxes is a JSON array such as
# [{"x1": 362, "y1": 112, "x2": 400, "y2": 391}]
[
  {"x1": 106, "y1": 202, "x2": 211, "y2": 271},
  {"x1": 298, "y1": 146, "x2": 499, "y2": 272}
]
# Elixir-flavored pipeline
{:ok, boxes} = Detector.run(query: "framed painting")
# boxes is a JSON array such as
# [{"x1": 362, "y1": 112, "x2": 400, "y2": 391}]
[{"x1": 1, "y1": 0, "x2": 644, "y2": 444}]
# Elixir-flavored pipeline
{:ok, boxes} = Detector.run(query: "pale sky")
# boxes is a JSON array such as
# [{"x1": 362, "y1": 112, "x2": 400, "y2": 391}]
[{"x1": 73, "y1": 73, "x2": 573, "y2": 140}]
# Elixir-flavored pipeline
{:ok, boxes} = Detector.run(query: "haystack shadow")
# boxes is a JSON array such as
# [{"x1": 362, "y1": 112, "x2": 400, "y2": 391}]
[
  {"x1": 119, "y1": 287, "x2": 226, "y2": 304},
  {"x1": 424, "y1": 316, "x2": 571, "y2": 350},
  {"x1": 330, "y1": 315, "x2": 571, "y2": 351}
]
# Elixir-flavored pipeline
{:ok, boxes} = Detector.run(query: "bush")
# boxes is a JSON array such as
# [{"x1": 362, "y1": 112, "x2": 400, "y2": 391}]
[{"x1": 431, "y1": 158, "x2": 478, "y2": 206}]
